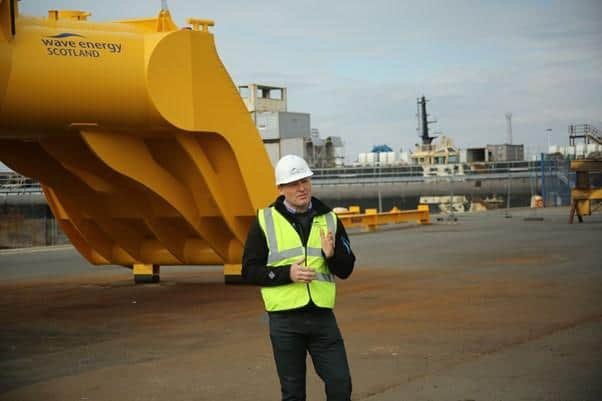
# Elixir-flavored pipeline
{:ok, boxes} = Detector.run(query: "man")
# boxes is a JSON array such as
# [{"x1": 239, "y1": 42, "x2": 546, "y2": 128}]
[{"x1": 243, "y1": 154, "x2": 356, "y2": 401}]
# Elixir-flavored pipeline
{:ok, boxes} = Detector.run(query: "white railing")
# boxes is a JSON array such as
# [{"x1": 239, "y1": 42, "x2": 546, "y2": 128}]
[{"x1": 0, "y1": 172, "x2": 43, "y2": 195}]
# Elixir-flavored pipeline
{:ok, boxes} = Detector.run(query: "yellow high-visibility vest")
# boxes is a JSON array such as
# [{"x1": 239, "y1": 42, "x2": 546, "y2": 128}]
[{"x1": 258, "y1": 207, "x2": 337, "y2": 312}]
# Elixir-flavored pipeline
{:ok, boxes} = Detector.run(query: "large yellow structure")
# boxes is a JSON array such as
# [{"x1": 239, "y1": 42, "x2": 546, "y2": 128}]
[
  {"x1": 0, "y1": 1, "x2": 277, "y2": 282},
  {"x1": 568, "y1": 159, "x2": 602, "y2": 224}
]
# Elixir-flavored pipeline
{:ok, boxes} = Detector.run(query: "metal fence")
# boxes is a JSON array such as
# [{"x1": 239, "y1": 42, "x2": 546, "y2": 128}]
[
  {"x1": 314, "y1": 159, "x2": 573, "y2": 202},
  {"x1": 0, "y1": 159, "x2": 576, "y2": 248},
  {"x1": 539, "y1": 155, "x2": 572, "y2": 207},
  {"x1": 313, "y1": 160, "x2": 553, "y2": 179},
  {"x1": 0, "y1": 173, "x2": 68, "y2": 248},
  {"x1": 0, "y1": 171, "x2": 43, "y2": 195},
  {"x1": 0, "y1": 207, "x2": 69, "y2": 249}
]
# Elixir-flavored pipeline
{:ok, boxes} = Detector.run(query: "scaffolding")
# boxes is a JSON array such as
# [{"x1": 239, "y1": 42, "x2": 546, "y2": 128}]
[{"x1": 569, "y1": 124, "x2": 602, "y2": 146}]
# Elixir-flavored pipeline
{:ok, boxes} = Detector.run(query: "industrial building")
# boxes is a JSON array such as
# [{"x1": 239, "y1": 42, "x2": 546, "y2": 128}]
[
  {"x1": 355, "y1": 137, "x2": 524, "y2": 172},
  {"x1": 239, "y1": 83, "x2": 344, "y2": 168},
  {"x1": 460, "y1": 144, "x2": 525, "y2": 163}
]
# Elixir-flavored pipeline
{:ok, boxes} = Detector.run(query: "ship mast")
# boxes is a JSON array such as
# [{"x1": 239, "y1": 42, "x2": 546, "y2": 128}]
[{"x1": 416, "y1": 96, "x2": 437, "y2": 147}]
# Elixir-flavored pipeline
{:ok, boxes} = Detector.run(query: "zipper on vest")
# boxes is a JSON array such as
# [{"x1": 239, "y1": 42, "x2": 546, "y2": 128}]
[{"x1": 295, "y1": 220, "x2": 313, "y2": 302}]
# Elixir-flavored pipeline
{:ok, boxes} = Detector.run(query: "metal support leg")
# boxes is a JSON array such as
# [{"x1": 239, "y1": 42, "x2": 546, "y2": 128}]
[
  {"x1": 224, "y1": 263, "x2": 245, "y2": 284},
  {"x1": 568, "y1": 200, "x2": 583, "y2": 224},
  {"x1": 133, "y1": 264, "x2": 160, "y2": 283}
]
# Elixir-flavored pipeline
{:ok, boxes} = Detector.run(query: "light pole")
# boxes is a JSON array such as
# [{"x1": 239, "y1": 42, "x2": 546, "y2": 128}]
[
  {"x1": 505, "y1": 162, "x2": 512, "y2": 218},
  {"x1": 374, "y1": 159, "x2": 383, "y2": 213},
  {"x1": 545, "y1": 128, "x2": 552, "y2": 153},
  {"x1": 448, "y1": 165, "x2": 457, "y2": 221},
  {"x1": 377, "y1": 162, "x2": 382, "y2": 213}
]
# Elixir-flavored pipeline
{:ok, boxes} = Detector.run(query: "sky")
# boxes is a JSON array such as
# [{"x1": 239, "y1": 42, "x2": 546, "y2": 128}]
[{"x1": 14, "y1": 0, "x2": 602, "y2": 163}]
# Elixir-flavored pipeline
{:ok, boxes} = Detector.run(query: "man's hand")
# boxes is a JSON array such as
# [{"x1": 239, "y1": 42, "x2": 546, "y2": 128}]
[
  {"x1": 320, "y1": 229, "x2": 334, "y2": 258},
  {"x1": 290, "y1": 257, "x2": 315, "y2": 283}
]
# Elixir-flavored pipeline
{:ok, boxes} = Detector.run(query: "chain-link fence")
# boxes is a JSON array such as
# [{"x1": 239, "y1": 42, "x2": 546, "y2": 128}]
[{"x1": 540, "y1": 155, "x2": 572, "y2": 208}]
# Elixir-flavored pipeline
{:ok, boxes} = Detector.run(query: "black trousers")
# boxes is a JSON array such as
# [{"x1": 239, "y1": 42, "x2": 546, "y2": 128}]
[{"x1": 268, "y1": 309, "x2": 352, "y2": 401}]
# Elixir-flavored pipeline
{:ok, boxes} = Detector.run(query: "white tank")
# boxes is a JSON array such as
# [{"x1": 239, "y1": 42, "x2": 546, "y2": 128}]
[
  {"x1": 586, "y1": 144, "x2": 599, "y2": 155},
  {"x1": 358, "y1": 153, "x2": 367, "y2": 165},
  {"x1": 387, "y1": 152, "x2": 396, "y2": 165}
]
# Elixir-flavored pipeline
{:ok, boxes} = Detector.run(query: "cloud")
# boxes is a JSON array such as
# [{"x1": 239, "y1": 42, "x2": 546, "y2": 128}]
[{"x1": 17, "y1": 0, "x2": 602, "y2": 160}]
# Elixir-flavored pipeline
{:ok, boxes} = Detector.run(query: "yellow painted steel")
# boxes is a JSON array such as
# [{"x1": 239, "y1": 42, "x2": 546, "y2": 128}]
[
  {"x1": 333, "y1": 205, "x2": 361, "y2": 218},
  {"x1": 349, "y1": 206, "x2": 361, "y2": 214},
  {"x1": 0, "y1": 2, "x2": 276, "y2": 275},
  {"x1": 570, "y1": 160, "x2": 602, "y2": 172},
  {"x1": 336, "y1": 205, "x2": 430, "y2": 231},
  {"x1": 571, "y1": 188, "x2": 602, "y2": 201},
  {"x1": 132, "y1": 263, "x2": 160, "y2": 283},
  {"x1": 568, "y1": 160, "x2": 602, "y2": 223}
]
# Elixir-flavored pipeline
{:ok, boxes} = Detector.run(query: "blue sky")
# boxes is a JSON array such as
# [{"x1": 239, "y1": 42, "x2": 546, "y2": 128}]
[{"x1": 15, "y1": 0, "x2": 602, "y2": 163}]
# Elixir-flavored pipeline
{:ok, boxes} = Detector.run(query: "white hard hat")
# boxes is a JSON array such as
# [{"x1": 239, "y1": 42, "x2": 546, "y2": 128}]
[{"x1": 275, "y1": 154, "x2": 314, "y2": 185}]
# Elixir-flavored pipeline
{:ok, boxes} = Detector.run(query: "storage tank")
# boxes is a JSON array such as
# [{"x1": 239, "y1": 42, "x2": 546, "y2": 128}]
[
  {"x1": 387, "y1": 151, "x2": 396, "y2": 165},
  {"x1": 358, "y1": 153, "x2": 367, "y2": 166}
]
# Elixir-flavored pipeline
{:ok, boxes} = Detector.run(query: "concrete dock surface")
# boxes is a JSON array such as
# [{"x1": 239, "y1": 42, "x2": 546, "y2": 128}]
[{"x1": 0, "y1": 207, "x2": 601, "y2": 401}]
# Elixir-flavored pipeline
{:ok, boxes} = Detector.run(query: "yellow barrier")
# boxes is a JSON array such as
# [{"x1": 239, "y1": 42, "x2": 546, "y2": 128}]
[
  {"x1": 336, "y1": 205, "x2": 430, "y2": 231},
  {"x1": 332, "y1": 205, "x2": 361, "y2": 218},
  {"x1": 0, "y1": 2, "x2": 276, "y2": 281}
]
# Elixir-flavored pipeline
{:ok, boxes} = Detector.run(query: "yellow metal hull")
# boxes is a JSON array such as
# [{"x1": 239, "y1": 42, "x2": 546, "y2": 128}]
[{"x1": 0, "y1": 2, "x2": 276, "y2": 269}]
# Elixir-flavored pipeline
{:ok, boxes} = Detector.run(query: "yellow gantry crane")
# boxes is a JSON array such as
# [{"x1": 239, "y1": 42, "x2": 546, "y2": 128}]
[{"x1": 0, "y1": 1, "x2": 277, "y2": 282}]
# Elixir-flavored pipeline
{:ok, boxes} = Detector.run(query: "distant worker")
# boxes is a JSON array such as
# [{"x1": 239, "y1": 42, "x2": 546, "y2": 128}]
[{"x1": 243, "y1": 154, "x2": 356, "y2": 401}]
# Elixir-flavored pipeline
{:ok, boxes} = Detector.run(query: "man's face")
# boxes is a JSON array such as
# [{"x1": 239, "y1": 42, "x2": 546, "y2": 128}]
[{"x1": 279, "y1": 177, "x2": 312, "y2": 211}]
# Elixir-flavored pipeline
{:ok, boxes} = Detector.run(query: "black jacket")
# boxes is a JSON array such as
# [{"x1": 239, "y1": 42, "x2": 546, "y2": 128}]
[{"x1": 242, "y1": 196, "x2": 355, "y2": 289}]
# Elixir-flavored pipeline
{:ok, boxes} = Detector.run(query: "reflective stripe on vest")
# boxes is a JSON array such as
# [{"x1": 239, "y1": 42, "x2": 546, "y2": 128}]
[
  {"x1": 263, "y1": 208, "x2": 336, "y2": 282},
  {"x1": 263, "y1": 207, "x2": 305, "y2": 266},
  {"x1": 258, "y1": 207, "x2": 338, "y2": 311},
  {"x1": 315, "y1": 271, "x2": 335, "y2": 283}
]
